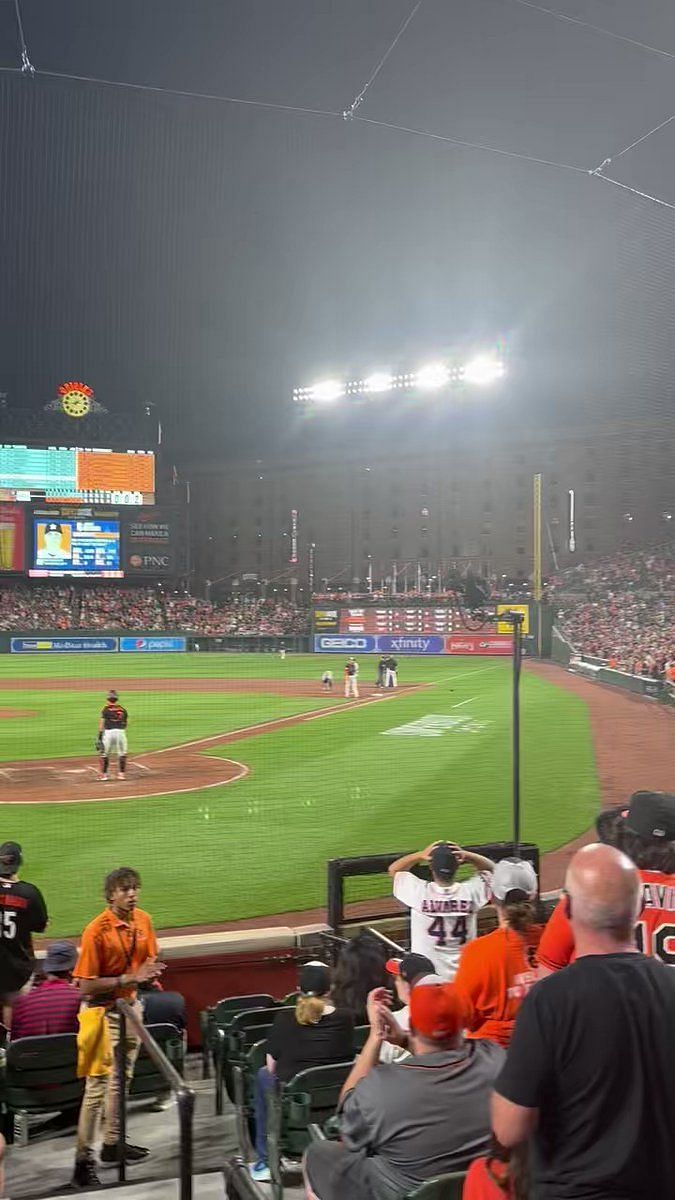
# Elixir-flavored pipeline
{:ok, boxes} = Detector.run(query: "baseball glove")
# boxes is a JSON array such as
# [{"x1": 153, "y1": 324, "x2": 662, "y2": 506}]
[{"x1": 95, "y1": 734, "x2": 104, "y2": 754}]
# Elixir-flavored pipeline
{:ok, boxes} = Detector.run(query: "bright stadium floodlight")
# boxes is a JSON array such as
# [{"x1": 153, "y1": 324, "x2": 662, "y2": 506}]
[
  {"x1": 293, "y1": 349, "x2": 506, "y2": 402},
  {"x1": 310, "y1": 379, "x2": 345, "y2": 402},
  {"x1": 363, "y1": 372, "x2": 394, "y2": 393},
  {"x1": 415, "y1": 362, "x2": 451, "y2": 390},
  {"x1": 461, "y1": 355, "x2": 506, "y2": 385}
]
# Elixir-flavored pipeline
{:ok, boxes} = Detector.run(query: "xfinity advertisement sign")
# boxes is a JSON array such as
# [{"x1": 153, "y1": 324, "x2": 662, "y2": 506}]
[{"x1": 313, "y1": 633, "x2": 512, "y2": 656}]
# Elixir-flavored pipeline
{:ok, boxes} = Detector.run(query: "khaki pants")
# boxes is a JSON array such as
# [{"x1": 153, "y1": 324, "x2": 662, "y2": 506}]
[{"x1": 76, "y1": 1004, "x2": 142, "y2": 1154}]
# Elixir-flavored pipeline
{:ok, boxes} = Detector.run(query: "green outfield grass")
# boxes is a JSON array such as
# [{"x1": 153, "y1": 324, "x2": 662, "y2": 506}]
[{"x1": 0, "y1": 653, "x2": 600, "y2": 935}]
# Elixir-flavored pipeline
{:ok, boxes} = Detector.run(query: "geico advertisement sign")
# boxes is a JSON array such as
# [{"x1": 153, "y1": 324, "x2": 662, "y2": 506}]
[{"x1": 314, "y1": 635, "x2": 376, "y2": 652}]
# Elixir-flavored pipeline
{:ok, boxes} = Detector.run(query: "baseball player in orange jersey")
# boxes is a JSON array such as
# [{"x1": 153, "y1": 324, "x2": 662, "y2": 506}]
[
  {"x1": 538, "y1": 791, "x2": 675, "y2": 974},
  {"x1": 97, "y1": 690, "x2": 129, "y2": 782}
]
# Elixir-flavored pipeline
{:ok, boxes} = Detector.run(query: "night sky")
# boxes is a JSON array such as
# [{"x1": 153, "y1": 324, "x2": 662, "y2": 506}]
[{"x1": 1, "y1": 0, "x2": 675, "y2": 461}]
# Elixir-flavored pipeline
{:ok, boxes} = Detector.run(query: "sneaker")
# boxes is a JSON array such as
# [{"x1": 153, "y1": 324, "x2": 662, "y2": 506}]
[
  {"x1": 72, "y1": 1154, "x2": 101, "y2": 1189},
  {"x1": 249, "y1": 1160, "x2": 271, "y2": 1182},
  {"x1": 98, "y1": 774, "x2": 109, "y2": 782},
  {"x1": 100, "y1": 1141, "x2": 149, "y2": 1165},
  {"x1": 118, "y1": 773, "x2": 125, "y2": 780}
]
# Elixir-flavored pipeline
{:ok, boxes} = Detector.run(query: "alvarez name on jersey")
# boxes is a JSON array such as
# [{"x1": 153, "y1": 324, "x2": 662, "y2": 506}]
[{"x1": 393, "y1": 870, "x2": 492, "y2": 980}]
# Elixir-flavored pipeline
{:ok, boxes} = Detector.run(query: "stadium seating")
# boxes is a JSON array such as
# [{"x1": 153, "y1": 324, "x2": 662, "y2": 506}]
[
  {"x1": 265, "y1": 1061, "x2": 354, "y2": 1196},
  {"x1": 0, "y1": 1033, "x2": 83, "y2": 1144},
  {"x1": 553, "y1": 544, "x2": 674, "y2": 673},
  {"x1": 130, "y1": 1022, "x2": 185, "y2": 1100},
  {"x1": 200, "y1": 994, "x2": 277, "y2": 1080}
]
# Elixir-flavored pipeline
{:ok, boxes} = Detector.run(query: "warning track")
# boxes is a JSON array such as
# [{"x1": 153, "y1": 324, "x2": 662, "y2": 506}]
[{"x1": 0, "y1": 682, "x2": 412, "y2": 805}]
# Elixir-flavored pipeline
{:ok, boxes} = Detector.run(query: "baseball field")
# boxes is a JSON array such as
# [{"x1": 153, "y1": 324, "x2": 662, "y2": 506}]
[{"x1": 0, "y1": 652, "x2": 602, "y2": 936}]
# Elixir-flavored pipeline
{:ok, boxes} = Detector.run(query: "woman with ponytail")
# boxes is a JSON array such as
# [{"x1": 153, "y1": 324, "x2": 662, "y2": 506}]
[
  {"x1": 250, "y1": 962, "x2": 353, "y2": 1182},
  {"x1": 454, "y1": 859, "x2": 540, "y2": 1049}
]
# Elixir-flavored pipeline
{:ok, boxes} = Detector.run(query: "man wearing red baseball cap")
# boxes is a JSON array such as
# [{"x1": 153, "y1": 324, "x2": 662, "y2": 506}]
[{"x1": 304, "y1": 982, "x2": 503, "y2": 1200}]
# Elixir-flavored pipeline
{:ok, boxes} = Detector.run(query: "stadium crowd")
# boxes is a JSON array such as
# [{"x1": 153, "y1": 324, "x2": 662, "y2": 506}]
[
  {"x1": 0, "y1": 583, "x2": 308, "y2": 636},
  {"x1": 553, "y1": 544, "x2": 675, "y2": 677},
  {"x1": 163, "y1": 593, "x2": 308, "y2": 635},
  {"x1": 2, "y1": 789, "x2": 675, "y2": 1198}
]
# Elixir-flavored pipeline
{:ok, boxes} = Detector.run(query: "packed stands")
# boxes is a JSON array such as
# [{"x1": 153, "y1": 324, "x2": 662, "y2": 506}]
[
  {"x1": 163, "y1": 594, "x2": 308, "y2": 635},
  {"x1": 0, "y1": 583, "x2": 308, "y2": 635},
  {"x1": 553, "y1": 544, "x2": 675, "y2": 675},
  {"x1": 80, "y1": 585, "x2": 164, "y2": 630},
  {"x1": 0, "y1": 583, "x2": 74, "y2": 630}
]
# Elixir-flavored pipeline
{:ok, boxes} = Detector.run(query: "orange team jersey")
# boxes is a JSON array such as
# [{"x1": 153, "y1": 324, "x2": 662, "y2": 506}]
[
  {"x1": 462, "y1": 1157, "x2": 512, "y2": 1200},
  {"x1": 454, "y1": 925, "x2": 541, "y2": 1048},
  {"x1": 74, "y1": 906, "x2": 158, "y2": 1004},
  {"x1": 537, "y1": 896, "x2": 576, "y2": 972},
  {"x1": 538, "y1": 870, "x2": 675, "y2": 972}
]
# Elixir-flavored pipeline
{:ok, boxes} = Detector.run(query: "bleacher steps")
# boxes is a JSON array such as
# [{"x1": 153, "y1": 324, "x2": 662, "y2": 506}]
[{"x1": 40, "y1": 1173, "x2": 224, "y2": 1200}]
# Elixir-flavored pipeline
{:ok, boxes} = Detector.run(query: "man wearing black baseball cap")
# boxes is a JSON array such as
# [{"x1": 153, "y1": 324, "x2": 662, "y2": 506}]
[
  {"x1": 389, "y1": 838, "x2": 495, "y2": 980},
  {"x1": 41, "y1": 521, "x2": 66, "y2": 559},
  {"x1": 0, "y1": 842, "x2": 48, "y2": 1016},
  {"x1": 539, "y1": 791, "x2": 675, "y2": 975}
]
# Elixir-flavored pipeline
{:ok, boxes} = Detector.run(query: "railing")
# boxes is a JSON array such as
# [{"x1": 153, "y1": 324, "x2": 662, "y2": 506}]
[{"x1": 116, "y1": 999, "x2": 195, "y2": 1200}]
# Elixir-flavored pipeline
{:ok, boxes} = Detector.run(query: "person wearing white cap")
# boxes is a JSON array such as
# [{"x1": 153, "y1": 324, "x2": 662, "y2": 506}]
[{"x1": 454, "y1": 857, "x2": 539, "y2": 1048}]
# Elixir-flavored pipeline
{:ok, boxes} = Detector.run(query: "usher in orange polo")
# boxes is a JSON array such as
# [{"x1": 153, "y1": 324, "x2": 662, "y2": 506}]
[{"x1": 74, "y1": 907, "x2": 158, "y2": 1003}]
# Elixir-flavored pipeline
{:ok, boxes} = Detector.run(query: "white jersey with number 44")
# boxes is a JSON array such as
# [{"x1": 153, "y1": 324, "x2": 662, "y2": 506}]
[{"x1": 393, "y1": 870, "x2": 492, "y2": 980}]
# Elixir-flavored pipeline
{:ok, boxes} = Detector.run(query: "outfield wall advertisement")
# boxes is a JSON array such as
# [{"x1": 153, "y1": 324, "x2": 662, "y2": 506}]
[
  {"x1": 119, "y1": 636, "x2": 186, "y2": 653},
  {"x1": 11, "y1": 636, "x2": 118, "y2": 653},
  {"x1": 313, "y1": 633, "x2": 513, "y2": 655}
]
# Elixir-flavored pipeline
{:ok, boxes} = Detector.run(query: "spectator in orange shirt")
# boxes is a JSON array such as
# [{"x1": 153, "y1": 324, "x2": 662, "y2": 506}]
[
  {"x1": 72, "y1": 867, "x2": 165, "y2": 1190},
  {"x1": 538, "y1": 793, "x2": 675, "y2": 976},
  {"x1": 455, "y1": 859, "x2": 539, "y2": 1049},
  {"x1": 463, "y1": 1142, "x2": 530, "y2": 1199}
]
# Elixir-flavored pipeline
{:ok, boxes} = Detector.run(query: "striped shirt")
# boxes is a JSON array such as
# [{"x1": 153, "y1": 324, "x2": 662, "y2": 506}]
[{"x1": 10, "y1": 979, "x2": 81, "y2": 1039}]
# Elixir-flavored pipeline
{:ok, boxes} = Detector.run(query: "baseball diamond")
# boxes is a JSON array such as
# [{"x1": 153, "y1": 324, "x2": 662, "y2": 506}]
[{"x1": 0, "y1": 652, "x2": 673, "y2": 938}]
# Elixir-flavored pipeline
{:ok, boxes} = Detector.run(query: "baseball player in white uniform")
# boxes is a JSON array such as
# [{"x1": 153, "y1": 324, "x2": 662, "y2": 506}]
[
  {"x1": 344, "y1": 657, "x2": 359, "y2": 698},
  {"x1": 388, "y1": 840, "x2": 495, "y2": 980},
  {"x1": 97, "y1": 690, "x2": 129, "y2": 781}
]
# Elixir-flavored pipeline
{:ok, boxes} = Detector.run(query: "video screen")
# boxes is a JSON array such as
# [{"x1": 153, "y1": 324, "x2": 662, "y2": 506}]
[
  {"x1": 29, "y1": 519, "x2": 123, "y2": 578},
  {"x1": 0, "y1": 445, "x2": 155, "y2": 505}
]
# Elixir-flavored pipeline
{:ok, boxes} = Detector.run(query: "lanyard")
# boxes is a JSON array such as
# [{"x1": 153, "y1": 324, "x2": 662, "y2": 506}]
[{"x1": 115, "y1": 924, "x2": 137, "y2": 973}]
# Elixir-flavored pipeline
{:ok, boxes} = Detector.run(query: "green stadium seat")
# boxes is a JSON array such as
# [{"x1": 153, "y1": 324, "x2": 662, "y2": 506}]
[
  {"x1": 0, "y1": 1033, "x2": 83, "y2": 1144},
  {"x1": 232, "y1": 1037, "x2": 269, "y2": 1159},
  {"x1": 403, "y1": 1171, "x2": 467, "y2": 1199},
  {"x1": 266, "y1": 1061, "x2": 353, "y2": 1198},
  {"x1": 200, "y1": 994, "x2": 276, "y2": 1079},
  {"x1": 129, "y1": 1022, "x2": 185, "y2": 1100},
  {"x1": 218, "y1": 1007, "x2": 279, "y2": 1114}
]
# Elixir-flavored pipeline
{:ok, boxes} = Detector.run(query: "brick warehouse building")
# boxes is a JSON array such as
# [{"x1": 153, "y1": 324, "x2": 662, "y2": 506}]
[{"x1": 188, "y1": 419, "x2": 674, "y2": 594}]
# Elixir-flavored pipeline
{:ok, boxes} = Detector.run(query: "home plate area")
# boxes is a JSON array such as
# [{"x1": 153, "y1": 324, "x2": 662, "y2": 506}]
[{"x1": 381, "y1": 713, "x2": 491, "y2": 737}]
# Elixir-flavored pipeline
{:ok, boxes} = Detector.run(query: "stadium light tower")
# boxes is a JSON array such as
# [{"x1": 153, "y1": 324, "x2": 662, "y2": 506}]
[{"x1": 293, "y1": 352, "x2": 506, "y2": 404}]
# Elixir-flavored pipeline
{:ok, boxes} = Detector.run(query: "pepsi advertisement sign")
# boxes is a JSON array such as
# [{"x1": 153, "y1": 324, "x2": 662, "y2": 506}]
[
  {"x1": 314, "y1": 635, "x2": 377, "y2": 653},
  {"x1": 120, "y1": 636, "x2": 186, "y2": 653}
]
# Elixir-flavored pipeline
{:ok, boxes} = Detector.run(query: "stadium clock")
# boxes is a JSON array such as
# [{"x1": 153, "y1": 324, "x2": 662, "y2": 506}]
[{"x1": 57, "y1": 381, "x2": 94, "y2": 418}]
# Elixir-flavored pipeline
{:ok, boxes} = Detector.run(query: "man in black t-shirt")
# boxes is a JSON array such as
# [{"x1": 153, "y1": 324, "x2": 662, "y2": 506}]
[
  {"x1": 0, "y1": 842, "x2": 48, "y2": 1006},
  {"x1": 493, "y1": 843, "x2": 675, "y2": 1200}
]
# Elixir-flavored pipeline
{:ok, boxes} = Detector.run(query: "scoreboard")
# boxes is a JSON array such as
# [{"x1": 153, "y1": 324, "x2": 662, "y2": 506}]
[
  {"x1": 0, "y1": 445, "x2": 155, "y2": 506},
  {"x1": 30, "y1": 518, "x2": 122, "y2": 578},
  {"x1": 339, "y1": 607, "x2": 461, "y2": 634}
]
